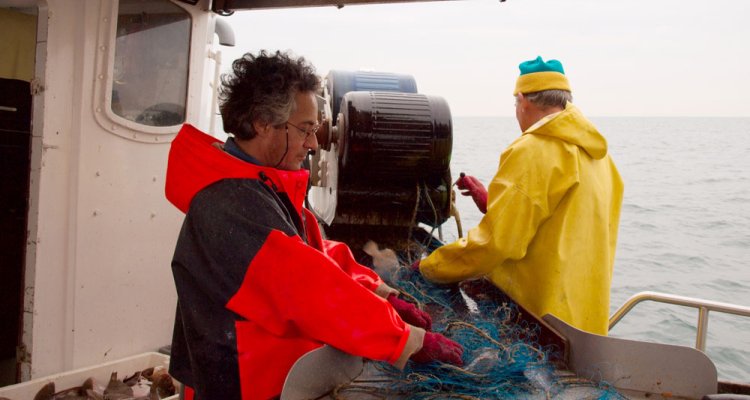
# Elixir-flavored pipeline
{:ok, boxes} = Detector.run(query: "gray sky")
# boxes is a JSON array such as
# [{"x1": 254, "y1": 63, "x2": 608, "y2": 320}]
[{"x1": 222, "y1": 0, "x2": 750, "y2": 117}]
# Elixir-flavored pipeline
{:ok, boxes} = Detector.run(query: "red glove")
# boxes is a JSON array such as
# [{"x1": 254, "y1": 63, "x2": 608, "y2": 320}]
[
  {"x1": 411, "y1": 332, "x2": 464, "y2": 366},
  {"x1": 456, "y1": 173, "x2": 488, "y2": 214},
  {"x1": 388, "y1": 294, "x2": 432, "y2": 331}
]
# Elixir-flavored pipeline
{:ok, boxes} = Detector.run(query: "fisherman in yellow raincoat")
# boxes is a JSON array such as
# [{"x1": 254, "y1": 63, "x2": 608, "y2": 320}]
[{"x1": 414, "y1": 56, "x2": 624, "y2": 335}]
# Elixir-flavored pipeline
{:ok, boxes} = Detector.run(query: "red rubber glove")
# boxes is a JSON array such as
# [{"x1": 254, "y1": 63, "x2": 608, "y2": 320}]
[
  {"x1": 388, "y1": 294, "x2": 432, "y2": 331},
  {"x1": 411, "y1": 332, "x2": 464, "y2": 366},
  {"x1": 456, "y1": 173, "x2": 488, "y2": 214}
]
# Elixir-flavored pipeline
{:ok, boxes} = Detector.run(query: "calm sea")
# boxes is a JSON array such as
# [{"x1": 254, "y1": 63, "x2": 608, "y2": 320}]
[{"x1": 440, "y1": 116, "x2": 750, "y2": 382}]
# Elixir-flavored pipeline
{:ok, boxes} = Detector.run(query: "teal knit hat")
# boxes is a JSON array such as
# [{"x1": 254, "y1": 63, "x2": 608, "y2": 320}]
[{"x1": 514, "y1": 56, "x2": 571, "y2": 95}]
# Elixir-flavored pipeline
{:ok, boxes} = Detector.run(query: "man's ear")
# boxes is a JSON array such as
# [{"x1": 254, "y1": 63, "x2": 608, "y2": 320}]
[
  {"x1": 516, "y1": 93, "x2": 526, "y2": 106},
  {"x1": 252, "y1": 120, "x2": 272, "y2": 137},
  {"x1": 516, "y1": 93, "x2": 533, "y2": 113}
]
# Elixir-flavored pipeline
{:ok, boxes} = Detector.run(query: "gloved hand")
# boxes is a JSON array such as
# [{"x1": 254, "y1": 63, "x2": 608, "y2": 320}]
[
  {"x1": 388, "y1": 294, "x2": 432, "y2": 331},
  {"x1": 411, "y1": 332, "x2": 464, "y2": 366},
  {"x1": 456, "y1": 173, "x2": 488, "y2": 214}
]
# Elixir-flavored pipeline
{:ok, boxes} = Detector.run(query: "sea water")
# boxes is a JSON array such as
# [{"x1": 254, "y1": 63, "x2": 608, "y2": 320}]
[{"x1": 443, "y1": 116, "x2": 750, "y2": 382}]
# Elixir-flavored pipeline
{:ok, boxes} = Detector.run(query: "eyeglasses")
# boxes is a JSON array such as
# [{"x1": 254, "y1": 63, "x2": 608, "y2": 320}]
[{"x1": 286, "y1": 121, "x2": 321, "y2": 139}]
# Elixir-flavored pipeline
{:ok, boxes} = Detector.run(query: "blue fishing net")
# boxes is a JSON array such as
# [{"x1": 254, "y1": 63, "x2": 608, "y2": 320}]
[{"x1": 339, "y1": 255, "x2": 626, "y2": 400}]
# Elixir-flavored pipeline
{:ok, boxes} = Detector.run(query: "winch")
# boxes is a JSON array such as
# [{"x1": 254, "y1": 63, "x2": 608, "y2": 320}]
[{"x1": 309, "y1": 70, "x2": 454, "y2": 247}]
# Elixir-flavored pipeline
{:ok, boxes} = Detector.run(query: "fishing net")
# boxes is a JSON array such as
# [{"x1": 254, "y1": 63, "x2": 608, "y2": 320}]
[{"x1": 335, "y1": 244, "x2": 627, "y2": 400}]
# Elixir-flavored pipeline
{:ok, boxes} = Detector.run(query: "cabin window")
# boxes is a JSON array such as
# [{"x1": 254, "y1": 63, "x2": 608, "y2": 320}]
[{"x1": 111, "y1": 0, "x2": 190, "y2": 127}]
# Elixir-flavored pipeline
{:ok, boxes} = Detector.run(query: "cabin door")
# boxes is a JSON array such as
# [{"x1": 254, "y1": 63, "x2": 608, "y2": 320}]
[
  {"x1": 0, "y1": 7, "x2": 36, "y2": 386},
  {"x1": 0, "y1": 79, "x2": 31, "y2": 387}
]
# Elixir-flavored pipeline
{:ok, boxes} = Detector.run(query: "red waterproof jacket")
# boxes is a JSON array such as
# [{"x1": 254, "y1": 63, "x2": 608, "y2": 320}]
[{"x1": 165, "y1": 124, "x2": 419, "y2": 400}]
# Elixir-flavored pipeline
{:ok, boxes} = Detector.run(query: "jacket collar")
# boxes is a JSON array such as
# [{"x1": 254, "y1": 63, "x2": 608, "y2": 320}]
[
  {"x1": 165, "y1": 124, "x2": 310, "y2": 215},
  {"x1": 524, "y1": 103, "x2": 608, "y2": 159}
]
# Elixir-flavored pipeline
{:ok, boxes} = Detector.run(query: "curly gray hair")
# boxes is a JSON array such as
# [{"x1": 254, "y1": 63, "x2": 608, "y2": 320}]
[{"x1": 219, "y1": 50, "x2": 320, "y2": 140}]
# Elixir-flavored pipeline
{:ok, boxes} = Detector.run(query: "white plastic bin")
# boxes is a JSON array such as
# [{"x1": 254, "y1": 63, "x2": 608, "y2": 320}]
[{"x1": 0, "y1": 352, "x2": 178, "y2": 399}]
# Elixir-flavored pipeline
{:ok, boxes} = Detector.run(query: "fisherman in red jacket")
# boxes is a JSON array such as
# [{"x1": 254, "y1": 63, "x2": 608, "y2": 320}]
[{"x1": 165, "y1": 50, "x2": 463, "y2": 400}]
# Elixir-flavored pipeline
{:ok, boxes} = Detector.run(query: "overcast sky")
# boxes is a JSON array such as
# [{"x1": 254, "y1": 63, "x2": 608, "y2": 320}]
[{"x1": 221, "y1": 0, "x2": 749, "y2": 117}]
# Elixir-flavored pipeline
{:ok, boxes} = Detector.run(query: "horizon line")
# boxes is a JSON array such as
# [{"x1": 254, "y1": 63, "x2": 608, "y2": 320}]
[{"x1": 453, "y1": 115, "x2": 750, "y2": 119}]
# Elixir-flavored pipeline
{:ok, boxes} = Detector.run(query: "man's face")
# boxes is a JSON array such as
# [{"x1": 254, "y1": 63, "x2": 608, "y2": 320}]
[{"x1": 269, "y1": 91, "x2": 319, "y2": 171}]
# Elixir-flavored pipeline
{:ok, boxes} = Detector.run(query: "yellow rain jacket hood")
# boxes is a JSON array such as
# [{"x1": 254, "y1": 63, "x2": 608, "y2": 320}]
[{"x1": 420, "y1": 104, "x2": 623, "y2": 335}]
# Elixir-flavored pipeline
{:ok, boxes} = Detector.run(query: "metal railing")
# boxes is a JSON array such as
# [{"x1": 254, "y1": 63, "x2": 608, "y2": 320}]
[{"x1": 609, "y1": 291, "x2": 750, "y2": 351}]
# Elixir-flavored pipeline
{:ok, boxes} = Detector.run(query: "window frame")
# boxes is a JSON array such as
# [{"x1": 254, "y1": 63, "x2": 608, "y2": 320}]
[{"x1": 93, "y1": 0, "x2": 194, "y2": 142}]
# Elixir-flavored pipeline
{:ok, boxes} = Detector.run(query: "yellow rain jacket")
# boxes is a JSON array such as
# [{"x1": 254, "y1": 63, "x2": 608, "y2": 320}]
[{"x1": 420, "y1": 104, "x2": 623, "y2": 335}]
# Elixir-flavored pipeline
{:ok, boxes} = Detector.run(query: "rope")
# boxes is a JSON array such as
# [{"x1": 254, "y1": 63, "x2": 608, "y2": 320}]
[{"x1": 330, "y1": 265, "x2": 627, "y2": 399}]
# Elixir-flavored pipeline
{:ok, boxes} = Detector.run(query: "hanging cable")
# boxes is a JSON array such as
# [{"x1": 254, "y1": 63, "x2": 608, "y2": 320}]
[
  {"x1": 451, "y1": 188, "x2": 464, "y2": 238},
  {"x1": 273, "y1": 125, "x2": 291, "y2": 169}
]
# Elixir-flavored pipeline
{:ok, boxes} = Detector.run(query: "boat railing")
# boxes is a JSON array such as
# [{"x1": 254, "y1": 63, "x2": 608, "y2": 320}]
[{"x1": 609, "y1": 291, "x2": 750, "y2": 352}]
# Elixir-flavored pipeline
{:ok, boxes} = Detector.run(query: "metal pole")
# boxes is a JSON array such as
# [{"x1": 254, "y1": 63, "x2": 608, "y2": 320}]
[{"x1": 696, "y1": 307, "x2": 709, "y2": 352}]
